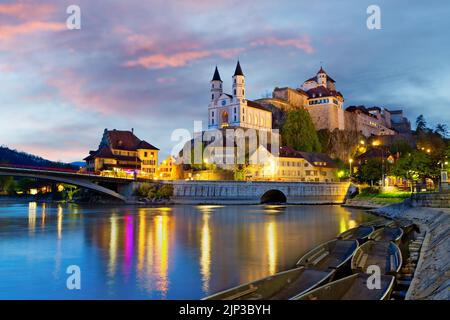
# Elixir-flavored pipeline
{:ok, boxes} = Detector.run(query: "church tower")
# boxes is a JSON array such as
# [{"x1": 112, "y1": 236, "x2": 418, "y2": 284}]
[
  {"x1": 210, "y1": 66, "x2": 223, "y2": 101},
  {"x1": 232, "y1": 61, "x2": 245, "y2": 101}
]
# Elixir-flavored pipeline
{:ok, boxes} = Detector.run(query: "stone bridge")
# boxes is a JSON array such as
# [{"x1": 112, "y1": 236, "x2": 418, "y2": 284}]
[
  {"x1": 172, "y1": 180, "x2": 351, "y2": 204},
  {"x1": 0, "y1": 166, "x2": 131, "y2": 202}
]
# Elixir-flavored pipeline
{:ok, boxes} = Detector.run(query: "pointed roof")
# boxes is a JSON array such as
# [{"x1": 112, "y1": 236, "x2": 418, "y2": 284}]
[
  {"x1": 233, "y1": 60, "x2": 244, "y2": 76},
  {"x1": 317, "y1": 66, "x2": 326, "y2": 74},
  {"x1": 212, "y1": 66, "x2": 222, "y2": 81}
]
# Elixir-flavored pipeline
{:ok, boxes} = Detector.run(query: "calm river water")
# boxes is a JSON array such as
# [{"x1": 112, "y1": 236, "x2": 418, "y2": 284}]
[{"x1": 0, "y1": 201, "x2": 375, "y2": 299}]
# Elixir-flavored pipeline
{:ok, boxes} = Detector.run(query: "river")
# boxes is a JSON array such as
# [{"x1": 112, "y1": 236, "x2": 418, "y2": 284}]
[{"x1": 0, "y1": 201, "x2": 375, "y2": 299}]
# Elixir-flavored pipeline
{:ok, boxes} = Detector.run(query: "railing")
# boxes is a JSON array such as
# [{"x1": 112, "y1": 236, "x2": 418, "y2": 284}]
[{"x1": 0, "y1": 163, "x2": 80, "y2": 173}]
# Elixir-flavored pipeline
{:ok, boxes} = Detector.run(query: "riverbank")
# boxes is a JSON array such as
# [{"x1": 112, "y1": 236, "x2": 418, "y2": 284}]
[{"x1": 373, "y1": 202, "x2": 449, "y2": 300}]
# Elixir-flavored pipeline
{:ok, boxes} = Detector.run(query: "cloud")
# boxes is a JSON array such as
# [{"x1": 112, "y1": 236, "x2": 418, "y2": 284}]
[
  {"x1": 0, "y1": 21, "x2": 65, "y2": 40},
  {"x1": 124, "y1": 50, "x2": 211, "y2": 69},
  {"x1": 0, "y1": 2, "x2": 55, "y2": 19},
  {"x1": 250, "y1": 36, "x2": 314, "y2": 54}
]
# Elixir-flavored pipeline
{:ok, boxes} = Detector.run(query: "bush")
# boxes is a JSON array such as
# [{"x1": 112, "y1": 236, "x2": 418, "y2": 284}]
[
  {"x1": 360, "y1": 186, "x2": 380, "y2": 195},
  {"x1": 134, "y1": 183, "x2": 173, "y2": 199},
  {"x1": 156, "y1": 184, "x2": 173, "y2": 199}
]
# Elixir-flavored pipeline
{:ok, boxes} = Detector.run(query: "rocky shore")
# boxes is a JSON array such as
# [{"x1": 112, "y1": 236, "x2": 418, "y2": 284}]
[{"x1": 374, "y1": 202, "x2": 449, "y2": 300}]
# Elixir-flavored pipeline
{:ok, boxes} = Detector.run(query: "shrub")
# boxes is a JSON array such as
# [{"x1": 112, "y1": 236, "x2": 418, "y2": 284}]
[{"x1": 360, "y1": 186, "x2": 380, "y2": 195}]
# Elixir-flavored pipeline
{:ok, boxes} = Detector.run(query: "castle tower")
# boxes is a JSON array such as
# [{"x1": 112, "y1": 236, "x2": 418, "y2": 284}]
[
  {"x1": 210, "y1": 66, "x2": 223, "y2": 101},
  {"x1": 232, "y1": 61, "x2": 245, "y2": 100},
  {"x1": 317, "y1": 66, "x2": 327, "y2": 88}
]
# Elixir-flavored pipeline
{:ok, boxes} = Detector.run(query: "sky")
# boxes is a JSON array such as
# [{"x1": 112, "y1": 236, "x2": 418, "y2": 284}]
[{"x1": 0, "y1": 0, "x2": 449, "y2": 162}]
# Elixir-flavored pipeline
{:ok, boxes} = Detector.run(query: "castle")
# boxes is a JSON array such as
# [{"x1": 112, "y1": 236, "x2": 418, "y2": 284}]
[{"x1": 206, "y1": 62, "x2": 410, "y2": 138}]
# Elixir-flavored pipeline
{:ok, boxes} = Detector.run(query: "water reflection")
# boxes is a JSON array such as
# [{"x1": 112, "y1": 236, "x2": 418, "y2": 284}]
[
  {"x1": 0, "y1": 202, "x2": 375, "y2": 299},
  {"x1": 28, "y1": 202, "x2": 36, "y2": 234},
  {"x1": 266, "y1": 220, "x2": 277, "y2": 275},
  {"x1": 200, "y1": 213, "x2": 211, "y2": 293}
]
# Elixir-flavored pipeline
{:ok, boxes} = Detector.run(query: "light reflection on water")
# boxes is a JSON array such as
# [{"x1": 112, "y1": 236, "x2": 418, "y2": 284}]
[{"x1": 0, "y1": 201, "x2": 374, "y2": 299}]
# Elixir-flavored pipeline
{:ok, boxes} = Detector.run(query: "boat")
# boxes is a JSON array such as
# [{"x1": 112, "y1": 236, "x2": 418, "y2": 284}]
[
  {"x1": 361, "y1": 218, "x2": 395, "y2": 229},
  {"x1": 295, "y1": 273, "x2": 395, "y2": 300},
  {"x1": 351, "y1": 240, "x2": 403, "y2": 275},
  {"x1": 203, "y1": 267, "x2": 335, "y2": 300},
  {"x1": 394, "y1": 219, "x2": 416, "y2": 234},
  {"x1": 296, "y1": 239, "x2": 359, "y2": 272},
  {"x1": 337, "y1": 226, "x2": 374, "y2": 243},
  {"x1": 369, "y1": 226, "x2": 404, "y2": 244}
]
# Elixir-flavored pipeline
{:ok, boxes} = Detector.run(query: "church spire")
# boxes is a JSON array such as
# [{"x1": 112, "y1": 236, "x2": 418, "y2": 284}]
[
  {"x1": 233, "y1": 60, "x2": 244, "y2": 76},
  {"x1": 212, "y1": 66, "x2": 222, "y2": 81}
]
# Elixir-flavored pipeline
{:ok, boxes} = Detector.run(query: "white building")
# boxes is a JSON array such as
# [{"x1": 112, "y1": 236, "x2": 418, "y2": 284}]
[{"x1": 208, "y1": 61, "x2": 272, "y2": 131}]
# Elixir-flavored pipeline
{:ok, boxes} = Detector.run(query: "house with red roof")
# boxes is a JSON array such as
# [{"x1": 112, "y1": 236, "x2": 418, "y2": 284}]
[{"x1": 84, "y1": 129, "x2": 159, "y2": 178}]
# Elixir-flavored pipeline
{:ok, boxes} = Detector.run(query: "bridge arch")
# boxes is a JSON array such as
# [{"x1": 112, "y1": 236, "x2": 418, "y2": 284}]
[
  {"x1": 0, "y1": 171, "x2": 126, "y2": 202},
  {"x1": 260, "y1": 189, "x2": 287, "y2": 204}
]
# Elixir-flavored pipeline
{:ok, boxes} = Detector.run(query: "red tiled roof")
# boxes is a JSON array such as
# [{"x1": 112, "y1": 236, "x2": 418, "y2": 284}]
[
  {"x1": 106, "y1": 130, "x2": 159, "y2": 151},
  {"x1": 307, "y1": 86, "x2": 342, "y2": 99}
]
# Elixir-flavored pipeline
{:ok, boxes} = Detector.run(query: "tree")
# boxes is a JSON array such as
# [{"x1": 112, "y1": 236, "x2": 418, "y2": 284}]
[
  {"x1": 0, "y1": 176, "x2": 14, "y2": 194},
  {"x1": 359, "y1": 158, "x2": 382, "y2": 186},
  {"x1": 389, "y1": 139, "x2": 413, "y2": 155},
  {"x1": 282, "y1": 108, "x2": 322, "y2": 152},
  {"x1": 392, "y1": 151, "x2": 439, "y2": 191},
  {"x1": 435, "y1": 123, "x2": 449, "y2": 139},
  {"x1": 415, "y1": 114, "x2": 427, "y2": 133}
]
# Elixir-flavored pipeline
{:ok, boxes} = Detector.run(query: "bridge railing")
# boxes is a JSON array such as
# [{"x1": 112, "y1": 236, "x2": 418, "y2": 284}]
[{"x1": 0, "y1": 163, "x2": 81, "y2": 173}]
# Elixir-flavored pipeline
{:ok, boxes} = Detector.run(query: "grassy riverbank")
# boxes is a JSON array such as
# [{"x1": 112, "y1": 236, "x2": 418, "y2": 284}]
[{"x1": 344, "y1": 190, "x2": 412, "y2": 208}]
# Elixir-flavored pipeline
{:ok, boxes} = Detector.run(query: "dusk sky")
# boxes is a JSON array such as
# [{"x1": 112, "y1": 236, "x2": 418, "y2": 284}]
[{"x1": 1, "y1": 0, "x2": 449, "y2": 162}]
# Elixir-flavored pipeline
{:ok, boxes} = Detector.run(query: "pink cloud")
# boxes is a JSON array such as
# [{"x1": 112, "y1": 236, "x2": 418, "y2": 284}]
[
  {"x1": 0, "y1": 2, "x2": 55, "y2": 19},
  {"x1": 156, "y1": 77, "x2": 177, "y2": 84},
  {"x1": 0, "y1": 21, "x2": 65, "y2": 40},
  {"x1": 124, "y1": 48, "x2": 244, "y2": 69},
  {"x1": 251, "y1": 36, "x2": 314, "y2": 54},
  {"x1": 124, "y1": 50, "x2": 212, "y2": 69}
]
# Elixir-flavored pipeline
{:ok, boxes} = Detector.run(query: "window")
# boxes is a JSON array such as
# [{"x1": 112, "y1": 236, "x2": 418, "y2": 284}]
[
  {"x1": 234, "y1": 107, "x2": 236, "y2": 113},
  {"x1": 234, "y1": 115, "x2": 237, "y2": 122},
  {"x1": 221, "y1": 100, "x2": 226, "y2": 106},
  {"x1": 212, "y1": 111, "x2": 214, "y2": 117},
  {"x1": 212, "y1": 119, "x2": 214, "y2": 125},
  {"x1": 234, "y1": 89, "x2": 236, "y2": 95},
  {"x1": 242, "y1": 89, "x2": 245, "y2": 95},
  {"x1": 144, "y1": 152, "x2": 148, "y2": 157},
  {"x1": 212, "y1": 94, "x2": 214, "y2": 100}
]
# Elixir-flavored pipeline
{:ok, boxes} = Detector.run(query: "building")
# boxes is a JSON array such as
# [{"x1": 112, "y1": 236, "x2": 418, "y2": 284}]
[
  {"x1": 208, "y1": 61, "x2": 272, "y2": 131},
  {"x1": 271, "y1": 67, "x2": 345, "y2": 131},
  {"x1": 248, "y1": 146, "x2": 338, "y2": 182},
  {"x1": 345, "y1": 106, "x2": 396, "y2": 137},
  {"x1": 157, "y1": 155, "x2": 176, "y2": 180},
  {"x1": 84, "y1": 129, "x2": 159, "y2": 178}
]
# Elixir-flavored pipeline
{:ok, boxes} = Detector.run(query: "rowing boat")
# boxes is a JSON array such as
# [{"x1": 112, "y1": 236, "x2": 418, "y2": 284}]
[
  {"x1": 296, "y1": 239, "x2": 358, "y2": 272},
  {"x1": 361, "y1": 218, "x2": 395, "y2": 229},
  {"x1": 337, "y1": 226, "x2": 374, "y2": 243},
  {"x1": 203, "y1": 267, "x2": 335, "y2": 300},
  {"x1": 369, "y1": 226, "x2": 404, "y2": 244},
  {"x1": 351, "y1": 240, "x2": 402, "y2": 275},
  {"x1": 295, "y1": 273, "x2": 395, "y2": 300}
]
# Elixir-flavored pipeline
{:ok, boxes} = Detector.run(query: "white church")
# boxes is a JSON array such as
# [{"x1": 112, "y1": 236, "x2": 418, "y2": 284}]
[{"x1": 208, "y1": 61, "x2": 272, "y2": 131}]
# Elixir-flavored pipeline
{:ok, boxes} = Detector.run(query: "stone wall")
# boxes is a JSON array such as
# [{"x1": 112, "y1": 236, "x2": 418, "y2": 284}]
[
  {"x1": 411, "y1": 192, "x2": 450, "y2": 208},
  {"x1": 171, "y1": 180, "x2": 350, "y2": 204}
]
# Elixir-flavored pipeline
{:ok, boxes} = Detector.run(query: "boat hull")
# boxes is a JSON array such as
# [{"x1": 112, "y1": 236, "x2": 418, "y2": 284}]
[
  {"x1": 295, "y1": 273, "x2": 396, "y2": 300},
  {"x1": 203, "y1": 267, "x2": 336, "y2": 300}
]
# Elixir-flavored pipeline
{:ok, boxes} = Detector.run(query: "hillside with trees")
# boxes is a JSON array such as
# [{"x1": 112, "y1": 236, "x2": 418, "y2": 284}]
[{"x1": 0, "y1": 145, "x2": 76, "y2": 169}]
